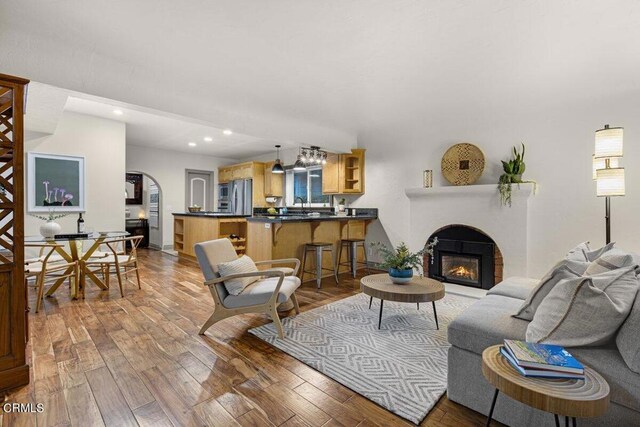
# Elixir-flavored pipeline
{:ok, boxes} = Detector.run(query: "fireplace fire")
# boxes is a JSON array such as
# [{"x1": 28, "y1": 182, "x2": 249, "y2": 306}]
[
  {"x1": 442, "y1": 254, "x2": 480, "y2": 285},
  {"x1": 425, "y1": 225, "x2": 503, "y2": 290}
]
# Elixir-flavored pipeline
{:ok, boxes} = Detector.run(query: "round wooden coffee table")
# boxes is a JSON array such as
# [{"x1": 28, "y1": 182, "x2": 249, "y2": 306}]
[
  {"x1": 360, "y1": 273, "x2": 445, "y2": 329},
  {"x1": 482, "y1": 345, "x2": 609, "y2": 427}
]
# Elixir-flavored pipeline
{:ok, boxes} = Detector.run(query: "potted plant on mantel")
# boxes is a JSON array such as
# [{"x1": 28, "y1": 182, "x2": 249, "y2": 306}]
[
  {"x1": 372, "y1": 239, "x2": 438, "y2": 284},
  {"x1": 498, "y1": 143, "x2": 536, "y2": 207}
]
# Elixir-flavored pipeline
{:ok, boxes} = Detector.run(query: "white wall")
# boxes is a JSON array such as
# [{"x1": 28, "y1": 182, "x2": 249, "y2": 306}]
[
  {"x1": 126, "y1": 145, "x2": 238, "y2": 248},
  {"x1": 25, "y1": 111, "x2": 126, "y2": 236},
  {"x1": 354, "y1": 92, "x2": 640, "y2": 278}
]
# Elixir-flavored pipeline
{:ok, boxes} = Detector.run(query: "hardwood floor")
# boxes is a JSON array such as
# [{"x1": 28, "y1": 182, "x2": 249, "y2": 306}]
[{"x1": 4, "y1": 249, "x2": 500, "y2": 427}]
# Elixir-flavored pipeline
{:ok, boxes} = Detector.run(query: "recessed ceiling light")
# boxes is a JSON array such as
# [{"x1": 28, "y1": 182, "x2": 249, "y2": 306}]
[
  {"x1": 203, "y1": 136, "x2": 213, "y2": 142},
  {"x1": 188, "y1": 142, "x2": 197, "y2": 147},
  {"x1": 113, "y1": 109, "x2": 124, "y2": 115},
  {"x1": 223, "y1": 129, "x2": 233, "y2": 136}
]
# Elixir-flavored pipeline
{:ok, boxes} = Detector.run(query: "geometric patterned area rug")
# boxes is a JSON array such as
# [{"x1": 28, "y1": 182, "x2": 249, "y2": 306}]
[{"x1": 249, "y1": 292, "x2": 477, "y2": 425}]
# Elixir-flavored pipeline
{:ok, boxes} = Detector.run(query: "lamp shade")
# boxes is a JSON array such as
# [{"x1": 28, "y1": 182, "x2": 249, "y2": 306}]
[
  {"x1": 592, "y1": 155, "x2": 619, "y2": 180},
  {"x1": 596, "y1": 167, "x2": 625, "y2": 197},
  {"x1": 293, "y1": 155, "x2": 306, "y2": 171},
  {"x1": 271, "y1": 160, "x2": 284, "y2": 174},
  {"x1": 594, "y1": 125, "x2": 623, "y2": 158}
]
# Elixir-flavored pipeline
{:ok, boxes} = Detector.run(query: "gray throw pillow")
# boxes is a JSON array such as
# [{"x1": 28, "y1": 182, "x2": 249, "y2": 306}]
[
  {"x1": 585, "y1": 248, "x2": 636, "y2": 275},
  {"x1": 526, "y1": 266, "x2": 640, "y2": 346},
  {"x1": 566, "y1": 241, "x2": 615, "y2": 262},
  {"x1": 218, "y1": 255, "x2": 259, "y2": 296},
  {"x1": 513, "y1": 259, "x2": 588, "y2": 321},
  {"x1": 617, "y1": 295, "x2": 640, "y2": 373}
]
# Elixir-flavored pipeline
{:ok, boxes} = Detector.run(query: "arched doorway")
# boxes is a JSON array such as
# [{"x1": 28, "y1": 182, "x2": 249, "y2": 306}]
[{"x1": 126, "y1": 170, "x2": 163, "y2": 250}]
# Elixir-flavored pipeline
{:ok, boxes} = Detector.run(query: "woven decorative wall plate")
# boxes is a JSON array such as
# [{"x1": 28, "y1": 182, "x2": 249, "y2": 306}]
[{"x1": 441, "y1": 143, "x2": 485, "y2": 185}]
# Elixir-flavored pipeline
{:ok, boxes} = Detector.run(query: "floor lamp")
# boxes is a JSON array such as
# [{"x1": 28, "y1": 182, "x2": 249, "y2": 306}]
[{"x1": 593, "y1": 124, "x2": 625, "y2": 244}]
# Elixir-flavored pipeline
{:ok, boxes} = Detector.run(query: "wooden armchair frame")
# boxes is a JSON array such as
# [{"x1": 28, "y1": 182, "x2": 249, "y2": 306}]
[
  {"x1": 254, "y1": 258, "x2": 301, "y2": 276},
  {"x1": 200, "y1": 257, "x2": 302, "y2": 339}
]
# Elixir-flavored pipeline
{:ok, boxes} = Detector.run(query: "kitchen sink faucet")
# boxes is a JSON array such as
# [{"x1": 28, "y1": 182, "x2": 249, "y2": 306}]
[{"x1": 294, "y1": 196, "x2": 306, "y2": 214}]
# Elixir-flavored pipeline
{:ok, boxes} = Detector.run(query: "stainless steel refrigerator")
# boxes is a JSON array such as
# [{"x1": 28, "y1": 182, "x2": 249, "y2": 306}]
[{"x1": 230, "y1": 179, "x2": 253, "y2": 215}]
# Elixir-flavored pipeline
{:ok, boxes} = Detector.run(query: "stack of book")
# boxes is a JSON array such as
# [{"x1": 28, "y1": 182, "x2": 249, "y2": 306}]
[{"x1": 500, "y1": 339, "x2": 585, "y2": 380}]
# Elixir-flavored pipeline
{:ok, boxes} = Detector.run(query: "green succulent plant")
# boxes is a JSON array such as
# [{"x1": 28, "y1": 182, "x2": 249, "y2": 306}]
[{"x1": 498, "y1": 143, "x2": 529, "y2": 206}]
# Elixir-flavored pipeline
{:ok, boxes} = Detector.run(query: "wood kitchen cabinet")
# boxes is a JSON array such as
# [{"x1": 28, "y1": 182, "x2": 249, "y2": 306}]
[
  {"x1": 322, "y1": 148, "x2": 366, "y2": 195},
  {"x1": 218, "y1": 167, "x2": 232, "y2": 183},
  {"x1": 264, "y1": 161, "x2": 284, "y2": 197},
  {"x1": 217, "y1": 162, "x2": 266, "y2": 207}
]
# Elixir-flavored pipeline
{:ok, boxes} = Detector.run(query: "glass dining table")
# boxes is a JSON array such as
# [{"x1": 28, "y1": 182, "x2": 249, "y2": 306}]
[{"x1": 25, "y1": 232, "x2": 129, "y2": 299}]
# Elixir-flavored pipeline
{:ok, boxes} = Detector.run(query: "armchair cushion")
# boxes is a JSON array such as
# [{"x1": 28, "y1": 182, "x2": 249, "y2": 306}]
[
  {"x1": 265, "y1": 266, "x2": 295, "y2": 276},
  {"x1": 223, "y1": 276, "x2": 301, "y2": 309},
  {"x1": 218, "y1": 255, "x2": 260, "y2": 295}
]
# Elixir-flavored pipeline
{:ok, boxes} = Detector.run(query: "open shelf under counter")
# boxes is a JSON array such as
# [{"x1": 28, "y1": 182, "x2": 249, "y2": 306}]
[{"x1": 172, "y1": 213, "x2": 248, "y2": 259}]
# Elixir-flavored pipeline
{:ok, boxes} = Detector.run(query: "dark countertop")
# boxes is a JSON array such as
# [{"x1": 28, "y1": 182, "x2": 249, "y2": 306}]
[
  {"x1": 173, "y1": 212, "x2": 250, "y2": 218},
  {"x1": 247, "y1": 214, "x2": 378, "y2": 223}
]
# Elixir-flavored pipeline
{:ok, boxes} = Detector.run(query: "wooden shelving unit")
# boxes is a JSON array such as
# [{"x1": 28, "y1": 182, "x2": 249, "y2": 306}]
[
  {"x1": 173, "y1": 217, "x2": 185, "y2": 253},
  {"x1": 321, "y1": 149, "x2": 366, "y2": 195},
  {"x1": 341, "y1": 150, "x2": 365, "y2": 193},
  {"x1": 218, "y1": 219, "x2": 248, "y2": 255},
  {"x1": 0, "y1": 73, "x2": 30, "y2": 393}
]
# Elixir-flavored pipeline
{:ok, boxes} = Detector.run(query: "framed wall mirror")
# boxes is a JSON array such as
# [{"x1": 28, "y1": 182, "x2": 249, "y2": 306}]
[{"x1": 125, "y1": 173, "x2": 143, "y2": 205}]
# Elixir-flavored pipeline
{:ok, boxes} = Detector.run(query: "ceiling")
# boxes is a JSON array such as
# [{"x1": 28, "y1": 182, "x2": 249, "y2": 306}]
[
  {"x1": 2, "y1": 0, "x2": 640, "y2": 147},
  {"x1": 64, "y1": 97, "x2": 288, "y2": 159},
  {"x1": 23, "y1": 82, "x2": 293, "y2": 159}
]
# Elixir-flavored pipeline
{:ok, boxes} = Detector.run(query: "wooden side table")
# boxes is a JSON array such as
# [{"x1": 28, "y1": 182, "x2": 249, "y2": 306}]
[
  {"x1": 481, "y1": 345, "x2": 609, "y2": 427},
  {"x1": 360, "y1": 273, "x2": 445, "y2": 329}
]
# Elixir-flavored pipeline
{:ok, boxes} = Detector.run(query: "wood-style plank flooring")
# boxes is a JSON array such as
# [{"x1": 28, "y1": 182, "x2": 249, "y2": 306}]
[{"x1": 4, "y1": 249, "x2": 499, "y2": 426}]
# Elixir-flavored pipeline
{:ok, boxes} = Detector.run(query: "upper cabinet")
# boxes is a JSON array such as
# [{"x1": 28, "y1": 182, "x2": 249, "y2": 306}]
[
  {"x1": 322, "y1": 149, "x2": 366, "y2": 194},
  {"x1": 217, "y1": 162, "x2": 266, "y2": 207},
  {"x1": 218, "y1": 167, "x2": 233, "y2": 183},
  {"x1": 264, "y1": 161, "x2": 284, "y2": 197}
]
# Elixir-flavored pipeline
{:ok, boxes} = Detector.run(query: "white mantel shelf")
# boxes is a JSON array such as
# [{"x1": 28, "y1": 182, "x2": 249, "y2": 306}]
[
  {"x1": 405, "y1": 182, "x2": 535, "y2": 199},
  {"x1": 405, "y1": 182, "x2": 536, "y2": 278}
]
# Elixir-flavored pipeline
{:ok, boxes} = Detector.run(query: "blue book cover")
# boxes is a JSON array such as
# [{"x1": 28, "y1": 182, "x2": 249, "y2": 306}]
[
  {"x1": 500, "y1": 347, "x2": 585, "y2": 380},
  {"x1": 504, "y1": 340, "x2": 584, "y2": 374}
]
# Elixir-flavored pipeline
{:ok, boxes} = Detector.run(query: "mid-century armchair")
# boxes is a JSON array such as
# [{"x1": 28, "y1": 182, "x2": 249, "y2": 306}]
[{"x1": 194, "y1": 238, "x2": 301, "y2": 339}]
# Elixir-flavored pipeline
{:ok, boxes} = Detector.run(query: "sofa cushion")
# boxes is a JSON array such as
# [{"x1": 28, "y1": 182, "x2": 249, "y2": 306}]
[
  {"x1": 448, "y1": 294, "x2": 528, "y2": 355},
  {"x1": 572, "y1": 345, "x2": 640, "y2": 413},
  {"x1": 526, "y1": 266, "x2": 639, "y2": 346},
  {"x1": 218, "y1": 255, "x2": 259, "y2": 296},
  {"x1": 617, "y1": 292, "x2": 640, "y2": 374},
  {"x1": 486, "y1": 277, "x2": 538, "y2": 300},
  {"x1": 223, "y1": 276, "x2": 301, "y2": 308},
  {"x1": 585, "y1": 248, "x2": 637, "y2": 275},
  {"x1": 513, "y1": 260, "x2": 588, "y2": 321},
  {"x1": 566, "y1": 241, "x2": 615, "y2": 262}
]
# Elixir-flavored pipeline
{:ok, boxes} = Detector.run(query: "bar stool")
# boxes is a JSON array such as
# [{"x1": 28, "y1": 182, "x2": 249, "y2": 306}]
[
  {"x1": 301, "y1": 242, "x2": 339, "y2": 289},
  {"x1": 337, "y1": 238, "x2": 370, "y2": 278}
]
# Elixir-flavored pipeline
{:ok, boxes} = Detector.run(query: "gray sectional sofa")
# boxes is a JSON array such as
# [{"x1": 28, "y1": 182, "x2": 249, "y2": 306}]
[{"x1": 447, "y1": 276, "x2": 640, "y2": 426}]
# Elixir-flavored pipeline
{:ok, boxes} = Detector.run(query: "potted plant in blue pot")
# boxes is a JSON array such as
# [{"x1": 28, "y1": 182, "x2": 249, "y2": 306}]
[{"x1": 372, "y1": 239, "x2": 438, "y2": 284}]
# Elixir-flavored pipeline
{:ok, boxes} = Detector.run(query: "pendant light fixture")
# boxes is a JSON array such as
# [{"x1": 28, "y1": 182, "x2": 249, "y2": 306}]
[
  {"x1": 293, "y1": 146, "x2": 329, "y2": 170},
  {"x1": 271, "y1": 145, "x2": 284, "y2": 174},
  {"x1": 293, "y1": 147, "x2": 307, "y2": 171}
]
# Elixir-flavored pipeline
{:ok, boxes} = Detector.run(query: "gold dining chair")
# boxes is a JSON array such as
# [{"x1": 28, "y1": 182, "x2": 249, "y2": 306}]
[
  {"x1": 84, "y1": 235, "x2": 143, "y2": 297},
  {"x1": 24, "y1": 243, "x2": 79, "y2": 313}
]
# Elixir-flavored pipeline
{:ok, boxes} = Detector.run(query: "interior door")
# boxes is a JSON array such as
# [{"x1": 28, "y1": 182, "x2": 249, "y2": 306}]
[{"x1": 185, "y1": 170, "x2": 214, "y2": 211}]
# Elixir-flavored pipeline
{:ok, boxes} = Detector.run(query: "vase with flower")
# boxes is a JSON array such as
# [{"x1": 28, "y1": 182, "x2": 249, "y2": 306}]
[{"x1": 31, "y1": 210, "x2": 68, "y2": 239}]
